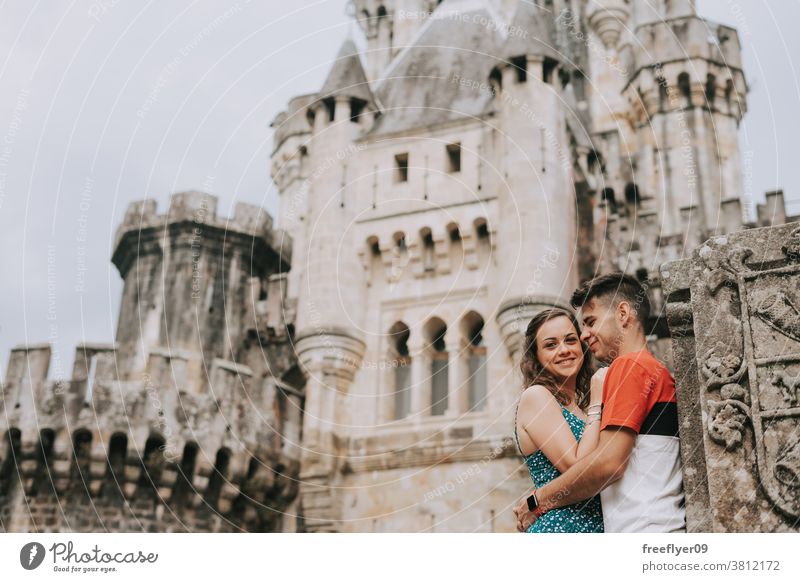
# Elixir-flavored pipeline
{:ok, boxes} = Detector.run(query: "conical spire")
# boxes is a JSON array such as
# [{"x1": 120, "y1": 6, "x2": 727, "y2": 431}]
[
  {"x1": 504, "y1": 0, "x2": 560, "y2": 61},
  {"x1": 317, "y1": 39, "x2": 377, "y2": 108}
]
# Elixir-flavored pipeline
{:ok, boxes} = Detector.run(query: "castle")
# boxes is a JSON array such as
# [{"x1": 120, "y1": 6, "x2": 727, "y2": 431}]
[{"x1": 2, "y1": 0, "x2": 798, "y2": 533}]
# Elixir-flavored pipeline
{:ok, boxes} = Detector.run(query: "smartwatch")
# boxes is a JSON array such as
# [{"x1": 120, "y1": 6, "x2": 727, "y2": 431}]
[{"x1": 526, "y1": 490, "x2": 539, "y2": 512}]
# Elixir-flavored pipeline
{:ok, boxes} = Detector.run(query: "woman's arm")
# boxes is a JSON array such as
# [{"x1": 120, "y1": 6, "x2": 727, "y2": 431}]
[
  {"x1": 570, "y1": 368, "x2": 606, "y2": 460},
  {"x1": 517, "y1": 374, "x2": 605, "y2": 474}
]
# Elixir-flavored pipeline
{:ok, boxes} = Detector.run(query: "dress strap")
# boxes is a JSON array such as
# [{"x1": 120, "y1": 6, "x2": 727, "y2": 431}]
[{"x1": 513, "y1": 399, "x2": 524, "y2": 456}]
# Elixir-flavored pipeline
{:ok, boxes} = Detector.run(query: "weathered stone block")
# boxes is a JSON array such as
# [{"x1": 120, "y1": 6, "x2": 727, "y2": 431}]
[{"x1": 662, "y1": 223, "x2": 800, "y2": 532}]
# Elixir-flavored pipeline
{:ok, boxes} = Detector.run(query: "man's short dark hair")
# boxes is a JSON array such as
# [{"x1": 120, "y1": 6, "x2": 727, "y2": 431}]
[{"x1": 570, "y1": 272, "x2": 651, "y2": 328}]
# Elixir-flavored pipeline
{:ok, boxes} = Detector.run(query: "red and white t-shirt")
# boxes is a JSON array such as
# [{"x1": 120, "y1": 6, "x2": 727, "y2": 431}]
[{"x1": 599, "y1": 349, "x2": 686, "y2": 532}]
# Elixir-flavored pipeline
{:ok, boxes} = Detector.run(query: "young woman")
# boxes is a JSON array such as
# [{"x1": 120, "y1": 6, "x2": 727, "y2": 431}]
[{"x1": 514, "y1": 308, "x2": 606, "y2": 533}]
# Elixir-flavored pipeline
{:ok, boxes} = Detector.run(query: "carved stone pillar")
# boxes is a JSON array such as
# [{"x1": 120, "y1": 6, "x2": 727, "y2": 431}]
[
  {"x1": 660, "y1": 258, "x2": 711, "y2": 532},
  {"x1": 409, "y1": 338, "x2": 429, "y2": 419},
  {"x1": 445, "y1": 338, "x2": 461, "y2": 416}
]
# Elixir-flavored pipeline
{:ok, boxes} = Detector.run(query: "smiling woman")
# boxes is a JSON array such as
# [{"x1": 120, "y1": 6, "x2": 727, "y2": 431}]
[
  {"x1": 519, "y1": 309, "x2": 594, "y2": 409},
  {"x1": 513, "y1": 308, "x2": 605, "y2": 533}
]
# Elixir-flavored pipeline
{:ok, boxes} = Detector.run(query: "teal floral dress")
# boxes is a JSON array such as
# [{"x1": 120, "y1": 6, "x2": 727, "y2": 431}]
[{"x1": 514, "y1": 401, "x2": 604, "y2": 533}]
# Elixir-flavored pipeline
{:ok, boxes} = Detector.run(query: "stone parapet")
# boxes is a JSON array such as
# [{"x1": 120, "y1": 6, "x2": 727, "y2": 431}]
[
  {"x1": 112, "y1": 191, "x2": 292, "y2": 279},
  {"x1": 0, "y1": 341, "x2": 298, "y2": 532}
]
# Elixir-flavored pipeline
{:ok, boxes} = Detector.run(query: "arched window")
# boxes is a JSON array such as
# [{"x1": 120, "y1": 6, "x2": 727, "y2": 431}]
[
  {"x1": 0, "y1": 428, "x2": 22, "y2": 497},
  {"x1": 103, "y1": 432, "x2": 128, "y2": 502},
  {"x1": 137, "y1": 434, "x2": 166, "y2": 498},
  {"x1": 705, "y1": 74, "x2": 716, "y2": 107},
  {"x1": 474, "y1": 217, "x2": 491, "y2": 262},
  {"x1": 587, "y1": 150, "x2": 602, "y2": 175},
  {"x1": 474, "y1": 218, "x2": 489, "y2": 240},
  {"x1": 367, "y1": 235, "x2": 381, "y2": 258},
  {"x1": 350, "y1": 97, "x2": 367, "y2": 122},
  {"x1": 425, "y1": 318, "x2": 449, "y2": 416},
  {"x1": 447, "y1": 222, "x2": 461, "y2": 243},
  {"x1": 30, "y1": 428, "x2": 55, "y2": 497},
  {"x1": 656, "y1": 77, "x2": 668, "y2": 110},
  {"x1": 389, "y1": 322, "x2": 412, "y2": 420},
  {"x1": 376, "y1": 5, "x2": 391, "y2": 44},
  {"x1": 171, "y1": 441, "x2": 198, "y2": 508},
  {"x1": 420, "y1": 227, "x2": 435, "y2": 272},
  {"x1": 625, "y1": 183, "x2": 640, "y2": 206},
  {"x1": 558, "y1": 68, "x2": 571, "y2": 89},
  {"x1": 542, "y1": 58, "x2": 557, "y2": 85},
  {"x1": 393, "y1": 231, "x2": 407, "y2": 252},
  {"x1": 725, "y1": 78, "x2": 734, "y2": 112},
  {"x1": 678, "y1": 72, "x2": 691, "y2": 108},
  {"x1": 322, "y1": 97, "x2": 336, "y2": 123},
  {"x1": 461, "y1": 312, "x2": 487, "y2": 411},
  {"x1": 602, "y1": 187, "x2": 618, "y2": 214},
  {"x1": 488, "y1": 66, "x2": 502, "y2": 96},
  {"x1": 510, "y1": 56, "x2": 527, "y2": 83},
  {"x1": 204, "y1": 447, "x2": 231, "y2": 509}
]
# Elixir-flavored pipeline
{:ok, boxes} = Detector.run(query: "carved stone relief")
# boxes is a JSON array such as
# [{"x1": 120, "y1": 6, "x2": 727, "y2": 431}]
[{"x1": 665, "y1": 224, "x2": 800, "y2": 531}]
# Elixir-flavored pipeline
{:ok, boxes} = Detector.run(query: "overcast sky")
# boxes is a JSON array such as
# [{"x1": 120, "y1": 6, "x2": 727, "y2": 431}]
[{"x1": 1, "y1": 0, "x2": 798, "y2": 380}]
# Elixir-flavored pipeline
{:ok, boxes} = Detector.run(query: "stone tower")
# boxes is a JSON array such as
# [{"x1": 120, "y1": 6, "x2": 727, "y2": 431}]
[
  {"x1": 0, "y1": 193, "x2": 303, "y2": 533},
  {"x1": 591, "y1": 0, "x2": 750, "y2": 269},
  {"x1": 493, "y1": 0, "x2": 581, "y2": 358}
]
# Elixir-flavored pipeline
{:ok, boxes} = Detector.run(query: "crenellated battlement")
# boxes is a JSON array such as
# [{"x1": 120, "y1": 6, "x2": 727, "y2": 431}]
[
  {"x1": 113, "y1": 191, "x2": 292, "y2": 279},
  {"x1": 0, "y1": 340, "x2": 301, "y2": 532},
  {"x1": 629, "y1": 16, "x2": 743, "y2": 72},
  {"x1": 270, "y1": 93, "x2": 315, "y2": 156}
]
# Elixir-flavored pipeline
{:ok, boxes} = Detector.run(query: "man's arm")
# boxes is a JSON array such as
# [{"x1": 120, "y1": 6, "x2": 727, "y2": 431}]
[{"x1": 514, "y1": 427, "x2": 636, "y2": 530}]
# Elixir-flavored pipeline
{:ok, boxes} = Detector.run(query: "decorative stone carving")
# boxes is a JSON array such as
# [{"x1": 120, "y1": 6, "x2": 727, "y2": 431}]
[
  {"x1": 662, "y1": 222, "x2": 800, "y2": 531},
  {"x1": 707, "y1": 399, "x2": 749, "y2": 451},
  {"x1": 754, "y1": 291, "x2": 800, "y2": 342}
]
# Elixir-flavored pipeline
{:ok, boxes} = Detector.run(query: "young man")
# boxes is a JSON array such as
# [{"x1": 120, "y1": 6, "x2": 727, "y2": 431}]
[{"x1": 513, "y1": 273, "x2": 686, "y2": 532}]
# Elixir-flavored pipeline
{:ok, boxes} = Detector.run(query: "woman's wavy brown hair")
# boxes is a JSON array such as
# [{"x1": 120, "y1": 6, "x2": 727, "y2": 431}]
[{"x1": 519, "y1": 308, "x2": 594, "y2": 410}]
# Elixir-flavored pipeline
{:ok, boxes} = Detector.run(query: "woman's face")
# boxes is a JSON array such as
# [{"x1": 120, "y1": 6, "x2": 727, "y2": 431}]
[{"x1": 535, "y1": 316, "x2": 584, "y2": 380}]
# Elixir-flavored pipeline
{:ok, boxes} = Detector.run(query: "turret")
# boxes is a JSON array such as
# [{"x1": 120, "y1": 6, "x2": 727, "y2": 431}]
[
  {"x1": 621, "y1": 3, "x2": 748, "y2": 258},
  {"x1": 350, "y1": 0, "x2": 445, "y2": 81},
  {"x1": 111, "y1": 191, "x2": 291, "y2": 378},
  {"x1": 306, "y1": 39, "x2": 379, "y2": 137},
  {"x1": 492, "y1": 0, "x2": 577, "y2": 359},
  {"x1": 290, "y1": 38, "x2": 374, "y2": 531},
  {"x1": 271, "y1": 93, "x2": 315, "y2": 305}
]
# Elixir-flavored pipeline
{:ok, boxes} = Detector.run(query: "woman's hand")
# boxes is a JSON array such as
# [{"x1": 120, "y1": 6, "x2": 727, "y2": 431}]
[{"x1": 590, "y1": 367, "x2": 608, "y2": 405}]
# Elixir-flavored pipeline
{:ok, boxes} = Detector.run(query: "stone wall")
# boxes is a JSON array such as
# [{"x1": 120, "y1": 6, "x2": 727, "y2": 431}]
[{"x1": 662, "y1": 223, "x2": 800, "y2": 532}]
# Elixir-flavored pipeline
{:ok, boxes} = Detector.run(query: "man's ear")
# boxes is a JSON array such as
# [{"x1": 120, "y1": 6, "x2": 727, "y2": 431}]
[{"x1": 617, "y1": 300, "x2": 634, "y2": 328}]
